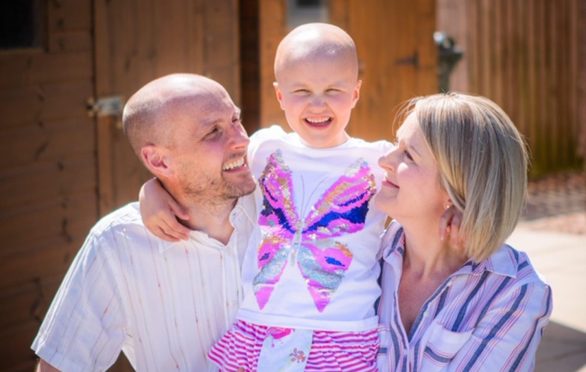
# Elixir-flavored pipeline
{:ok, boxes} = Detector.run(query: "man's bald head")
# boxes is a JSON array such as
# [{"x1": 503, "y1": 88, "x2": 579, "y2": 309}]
[
  {"x1": 274, "y1": 23, "x2": 359, "y2": 81},
  {"x1": 122, "y1": 73, "x2": 231, "y2": 157}
]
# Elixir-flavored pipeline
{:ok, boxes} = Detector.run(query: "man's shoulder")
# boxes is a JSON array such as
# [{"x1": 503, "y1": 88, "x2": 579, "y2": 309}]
[{"x1": 90, "y1": 202, "x2": 144, "y2": 237}]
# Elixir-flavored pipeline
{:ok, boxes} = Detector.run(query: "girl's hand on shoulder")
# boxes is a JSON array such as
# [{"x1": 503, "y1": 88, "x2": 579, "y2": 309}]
[{"x1": 139, "y1": 178, "x2": 190, "y2": 241}]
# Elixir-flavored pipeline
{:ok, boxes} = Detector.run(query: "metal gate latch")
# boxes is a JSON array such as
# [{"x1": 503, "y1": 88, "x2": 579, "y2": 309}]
[{"x1": 86, "y1": 96, "x2": 124, "y2": 117}]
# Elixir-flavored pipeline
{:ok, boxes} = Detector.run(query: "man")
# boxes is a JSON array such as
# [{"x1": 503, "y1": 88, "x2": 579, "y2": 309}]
[{"x1": 32, "y1": 74, "x2": 257, "y2": 371}]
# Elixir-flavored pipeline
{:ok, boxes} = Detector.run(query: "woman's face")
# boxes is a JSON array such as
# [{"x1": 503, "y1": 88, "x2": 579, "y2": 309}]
[{"x1": 374, "y1": 112, "x2": 449, "y2": 223}]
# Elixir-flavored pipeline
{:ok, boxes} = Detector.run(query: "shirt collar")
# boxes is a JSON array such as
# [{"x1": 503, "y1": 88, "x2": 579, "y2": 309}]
[{"x1": 157, "y1": 192, "x2": 257, "y2": 254}]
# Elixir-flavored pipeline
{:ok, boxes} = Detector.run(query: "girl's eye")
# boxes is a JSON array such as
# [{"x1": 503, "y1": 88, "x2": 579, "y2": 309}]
[
  {"x1": 404, "y1": 150, "x2": 414, "y2": 161},
  {"x1": 294, "y1": 89, "x2": 310, "y2": 95}
]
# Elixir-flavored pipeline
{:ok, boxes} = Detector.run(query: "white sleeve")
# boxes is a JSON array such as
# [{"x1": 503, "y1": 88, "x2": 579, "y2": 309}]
[
  {"x1": 31, "y1": 230, "x2": 126, "y2": 372},
  {"x1": 248, "y1": 125, "x2": 288, "y2": 165}
]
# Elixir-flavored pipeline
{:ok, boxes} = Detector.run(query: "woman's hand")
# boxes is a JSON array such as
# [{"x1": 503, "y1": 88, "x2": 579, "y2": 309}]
[{"x1": 139, "y1": 178, "x2": 190, "y2": 241}]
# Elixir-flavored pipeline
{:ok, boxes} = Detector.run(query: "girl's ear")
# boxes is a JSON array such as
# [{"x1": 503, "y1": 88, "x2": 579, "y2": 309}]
[
  {"x1": 273, "y1": 82, "x2": 285, "y2": 110},
  {"x1": 141, "y1": 145, "x2": 172, "y2": 177},
  {"x1": 351, "y1": 79, "x2": 362, "y2": 108}
]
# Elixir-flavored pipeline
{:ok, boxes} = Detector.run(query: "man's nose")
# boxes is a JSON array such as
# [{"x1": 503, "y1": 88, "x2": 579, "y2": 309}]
[{"x1": 229, "y1": 123, "x2": 250, "y2": 150}]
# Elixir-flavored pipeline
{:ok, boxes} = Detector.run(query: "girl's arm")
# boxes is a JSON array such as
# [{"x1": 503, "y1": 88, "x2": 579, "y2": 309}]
[{"x1": 139, "y1": 178, "x2": 190, "y2": 241}]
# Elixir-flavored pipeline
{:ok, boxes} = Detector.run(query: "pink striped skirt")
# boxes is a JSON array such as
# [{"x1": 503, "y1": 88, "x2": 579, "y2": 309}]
[{"x1": 208, "y1": 319, "x2": 379, "y2": 372}]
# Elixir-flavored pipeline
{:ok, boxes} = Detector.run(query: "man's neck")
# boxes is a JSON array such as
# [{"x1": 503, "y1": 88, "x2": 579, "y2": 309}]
[{"x1": 180, "y1": 198, "x2": 237, "y2": 245}]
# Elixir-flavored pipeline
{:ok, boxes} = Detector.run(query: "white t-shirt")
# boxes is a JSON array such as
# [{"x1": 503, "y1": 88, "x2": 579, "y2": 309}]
[
  {"x1": 32, "y1": 199, "x2": 255, "y2": 371},
  {"x1": 238, "y1": 126, "x2": 393, "y2": 331}
]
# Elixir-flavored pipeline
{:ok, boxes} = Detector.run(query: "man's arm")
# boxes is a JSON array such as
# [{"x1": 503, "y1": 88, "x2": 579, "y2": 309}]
[{"x1": 36, "y1": 359, "x2": 59, "y2": 372}]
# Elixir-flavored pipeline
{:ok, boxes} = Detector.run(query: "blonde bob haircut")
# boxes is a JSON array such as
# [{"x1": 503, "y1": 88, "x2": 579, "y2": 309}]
[{"x1": 403, "y1": 93, "x2": 528, "y2": 262}]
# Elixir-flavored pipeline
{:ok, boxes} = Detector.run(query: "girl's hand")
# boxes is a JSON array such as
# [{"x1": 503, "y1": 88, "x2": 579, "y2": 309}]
[{"x1": 139, "y1": 178, "x2": 190, "y2": 241}]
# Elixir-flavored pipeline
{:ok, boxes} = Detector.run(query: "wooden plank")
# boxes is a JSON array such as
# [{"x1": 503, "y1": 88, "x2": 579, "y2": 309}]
[
  {"x1": 47, "y1": 30, "x2": 92, "y2": 53},
  {"x1": 0, "y1": 188, "x2": 96, "y2": 246},
  {"x1": 47, "y1": 0, "x2": 92, "y2": 33},
  {"x1": 0, "y1": 220, "x2": 91, "y2": 282},
  {"x1": 0, "y1": 52, "x2": 92, "y2": 90},
  {"x1": 0, "y1": 81, "x2": 93, "y2": 129},
  {"x1": 0, "y1": 321, "x2": 40, "y2": 370},
  {"x1": 0, "y1": 156, "x2": 95, "y2": 212},
  {"x1": 0, "y1": 275, "x2": 62, "y2": 330},
  {"x1": 0, "y1": 118, "x2": 94, "y2": 169},
  {"x1": 259, "y1": 0, "x2": 286, "y2": 127}
]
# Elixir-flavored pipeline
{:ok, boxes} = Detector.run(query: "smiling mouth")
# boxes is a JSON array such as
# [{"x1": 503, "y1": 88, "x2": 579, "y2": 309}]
[
  {"x1": 383, "y1": 177, "x2": 399, "y2": 188},
  {"x1": 305, "y1": 116, "x2": 332, "y2": 127},
  {"x1": 222, "y1": 156, "x2": 247, "y2": 171}
]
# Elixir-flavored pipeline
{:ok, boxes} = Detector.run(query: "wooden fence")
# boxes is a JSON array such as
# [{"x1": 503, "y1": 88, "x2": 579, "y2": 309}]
[{"x1": 439, "y1": 0, "x2": 585, "y2": 176}]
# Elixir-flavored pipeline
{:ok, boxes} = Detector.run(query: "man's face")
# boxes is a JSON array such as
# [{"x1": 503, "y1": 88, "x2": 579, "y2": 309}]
[{"x1": 165, "y1": 88, "x2": 256, "y2": 203}]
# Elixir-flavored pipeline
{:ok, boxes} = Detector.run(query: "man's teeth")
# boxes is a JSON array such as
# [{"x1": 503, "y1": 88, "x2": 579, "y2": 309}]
[
  {"x1": 306, "y1": 117, "x2": 330, "y2": 125},
  {"x1": 223, "y1": 157, "x2": 245, "y2": 171}
]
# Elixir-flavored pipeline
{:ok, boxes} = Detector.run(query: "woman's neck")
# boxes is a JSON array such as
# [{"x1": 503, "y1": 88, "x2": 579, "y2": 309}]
[{"x1": 401, "y1": 218, "x2": 467, "y2": 280}]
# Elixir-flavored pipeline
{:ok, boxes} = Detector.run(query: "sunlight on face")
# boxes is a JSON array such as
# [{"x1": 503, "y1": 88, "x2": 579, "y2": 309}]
[{"x1": 374, "y1": 113, "x2": 449, "y2": 223}]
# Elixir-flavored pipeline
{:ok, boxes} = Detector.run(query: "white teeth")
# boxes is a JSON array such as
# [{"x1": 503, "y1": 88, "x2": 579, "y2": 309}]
[
  {"x1": 306, "y1": 117, "x2": 331, "y2": 124},
  {"x1": 223, "y1": 157, "x2": 245, "y2": 171}
]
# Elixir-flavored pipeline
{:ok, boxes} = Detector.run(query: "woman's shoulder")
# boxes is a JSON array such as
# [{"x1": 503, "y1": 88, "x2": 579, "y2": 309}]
[{"x1": 485, "y1": 244, "x2": 550, "y2": 290}]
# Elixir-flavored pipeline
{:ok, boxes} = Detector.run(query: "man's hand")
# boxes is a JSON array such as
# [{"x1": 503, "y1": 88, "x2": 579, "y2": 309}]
[{"x1": 36, "y1": 359, "x2": 60, "y2": 372}]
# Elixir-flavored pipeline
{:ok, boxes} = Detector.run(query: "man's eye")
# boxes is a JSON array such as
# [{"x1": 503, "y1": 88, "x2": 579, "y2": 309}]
[{"x1": 204, "y1": 127, "x2": 221, "y2": 140}]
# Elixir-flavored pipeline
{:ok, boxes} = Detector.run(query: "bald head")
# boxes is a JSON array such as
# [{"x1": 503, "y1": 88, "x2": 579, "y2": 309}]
[
  {"x1": 274, "y1": 23, "x2": 358, "y2": 81},
  {"x1": 122, "y1": 73, "x2": 232, "y2": 156}
]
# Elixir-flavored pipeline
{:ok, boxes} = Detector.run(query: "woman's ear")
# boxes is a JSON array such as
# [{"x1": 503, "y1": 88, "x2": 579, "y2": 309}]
[{"x1": 141, "y1": 145, "x2": 171, "y2": 177}]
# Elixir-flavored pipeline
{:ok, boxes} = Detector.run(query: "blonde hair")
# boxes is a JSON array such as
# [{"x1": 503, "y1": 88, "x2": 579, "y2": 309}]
[{"x1": 406, "y1": 93, "x2": 528, "y2": 262}]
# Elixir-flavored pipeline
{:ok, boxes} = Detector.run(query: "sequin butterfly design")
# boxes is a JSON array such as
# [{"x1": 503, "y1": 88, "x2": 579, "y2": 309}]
[{"x1": 254, "y1": 150, "x2": 376, "y2": 312}]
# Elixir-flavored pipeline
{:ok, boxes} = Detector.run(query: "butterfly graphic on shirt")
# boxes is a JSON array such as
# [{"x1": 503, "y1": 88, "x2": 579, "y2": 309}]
[{"x1": 254, "y1": 150, "x2": 376, "y2": 312}]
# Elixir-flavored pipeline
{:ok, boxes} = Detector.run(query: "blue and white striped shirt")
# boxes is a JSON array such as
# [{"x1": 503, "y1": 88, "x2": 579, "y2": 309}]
[{"x1": 377, "y1": 222, "x2": 552, "y2": 372}]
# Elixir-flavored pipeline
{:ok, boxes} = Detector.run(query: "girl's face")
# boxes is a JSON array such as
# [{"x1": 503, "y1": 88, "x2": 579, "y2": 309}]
[
  {"x1": 374, "y1": 112, "x2": 449, "y2": 223},
  {"x1": 273, "y1": 56, "x2": 361, "y2": 149}
]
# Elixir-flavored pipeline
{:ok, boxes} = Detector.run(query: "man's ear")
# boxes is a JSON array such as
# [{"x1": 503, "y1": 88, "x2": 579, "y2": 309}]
[
  {"x1": 140, "y1": 145, "x2": 171, "y2": 177},
  {"x1": 273, "y1": 81, "x2": 285, "y2": 110},
  {"x1": 351, "y1": 79, "x2": 362, "y2": 108}
]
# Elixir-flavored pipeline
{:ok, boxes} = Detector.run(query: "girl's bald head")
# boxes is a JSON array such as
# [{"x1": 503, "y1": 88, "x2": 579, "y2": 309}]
[{"x1": 274, "y1": 23, "x2": 359, "y2": 81}]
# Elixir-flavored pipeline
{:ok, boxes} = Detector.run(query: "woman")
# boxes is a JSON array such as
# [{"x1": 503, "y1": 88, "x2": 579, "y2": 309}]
[{"x1": 375, "y1": 93, "x2": 552, "y2": 371}]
